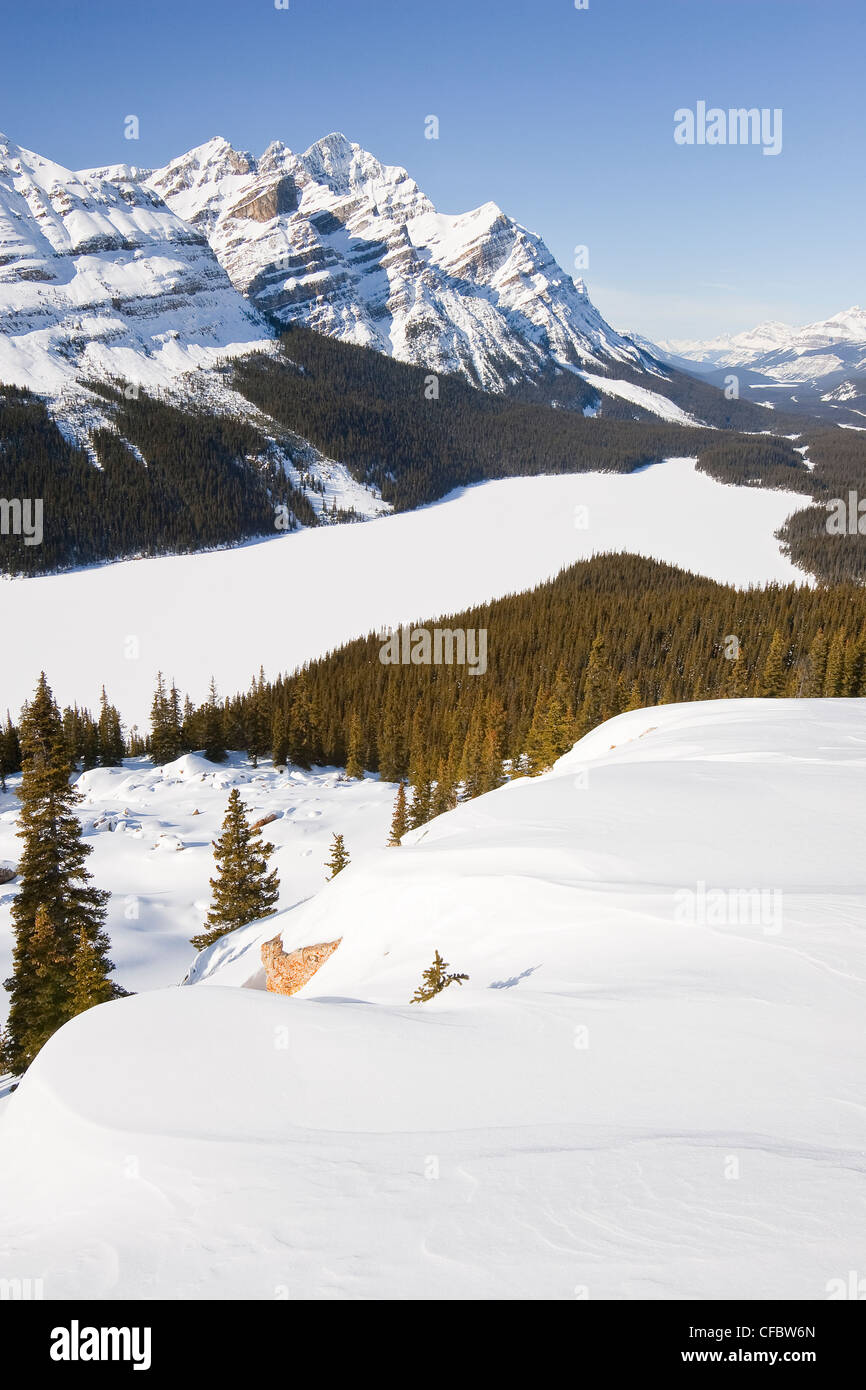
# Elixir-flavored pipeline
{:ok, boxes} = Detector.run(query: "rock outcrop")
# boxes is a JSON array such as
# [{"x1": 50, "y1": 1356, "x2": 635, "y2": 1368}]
[{"x1": 261, "y1": 935, "x2": 341, "y2": 995}]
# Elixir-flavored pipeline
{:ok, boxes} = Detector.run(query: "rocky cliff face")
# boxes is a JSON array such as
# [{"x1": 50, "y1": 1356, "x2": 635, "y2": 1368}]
[
  {"x1": 148, "y1": 132, "x2": 644, "y2": 392},
  {"x1": 0, "y1": 133, "x2": 270, "y2": 394}
]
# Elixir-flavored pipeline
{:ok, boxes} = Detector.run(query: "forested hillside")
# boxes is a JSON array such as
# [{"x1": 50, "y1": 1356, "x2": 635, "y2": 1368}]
[
  {"x1": 0, "y1": 384, "x2": 315, "y2": 576},
  {"x1": 777, "y1": 428, "x2": 866, "y2": 582},
  {"x1": 232, "y1": 328, "x2": 813, "y2": 512}
]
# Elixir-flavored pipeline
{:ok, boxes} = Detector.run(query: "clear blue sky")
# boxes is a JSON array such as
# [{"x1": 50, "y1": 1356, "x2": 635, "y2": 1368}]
[{"x1": 3, "y1": 0, "x2": 862, "y2": 340}]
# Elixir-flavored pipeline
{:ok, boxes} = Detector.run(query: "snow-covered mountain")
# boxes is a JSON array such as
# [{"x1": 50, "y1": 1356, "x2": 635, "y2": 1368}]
[
  {"x1": 1, "y1": 699, "x2": 863, "y2": 1298},
  {"x1": 145, "y1": 132, "x2": 645, "y2": 393},
  {"x1": 0, "y1": 127, "x2": 653, "y2": 402},
  {"x1": 661, "y1": 307, "x2": 866, "y2": 388},
  {"x1": 0, "y1": 132, "x2": 271, "y2": 395}
]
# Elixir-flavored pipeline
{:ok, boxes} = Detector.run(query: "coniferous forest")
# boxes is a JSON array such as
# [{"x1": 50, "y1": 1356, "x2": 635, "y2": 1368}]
[
  {"x1": 0, "y1": 383, "x2": 316, "y2": 576},
  {"x1": 3, "y1": 553, "x2": 864, "y2": 802},
  {"x1": 231, "y1": 329, "x2": 816, "y2": 514}
]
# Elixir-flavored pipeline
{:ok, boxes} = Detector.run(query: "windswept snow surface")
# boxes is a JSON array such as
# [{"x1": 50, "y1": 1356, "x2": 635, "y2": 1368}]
[
  {"x1": 0, "y1": 459, "x2": 811, "y2": 724},
  {"x1": 0, "y1": 699, "x2": 864, "y2": 1300}
]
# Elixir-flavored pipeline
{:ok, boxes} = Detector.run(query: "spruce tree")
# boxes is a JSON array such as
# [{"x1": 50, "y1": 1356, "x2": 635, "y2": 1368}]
[
  {"x1": 202, "y1": 678, "x2": 226, "y2": 763},
  {"x1": 70, "y1": 928, "x2": 119, "y2": 1014},
  {"x1": 759, "y1": 630, "x2": 788, "y2": 698},
  {"x1": 325, "y1": 833, "x2": 350, "y2": 880},
  {"x1": 345, "y1": 712, "x2": 364, "y2": 780},
  {"x1": 1, "y1": 675, "x2": 119, "y2": 1074},
  {"x1": 410, "y1": 950, "x2": 469, "y2": 1003},
  {"x1": 190, "y1": 788, "x2": 280, "y2": 951},
  {"x1": 376, "y1": 696, "x2": 403, "y2": 784},
  {"x1": 804, "y1": 630, "x2": 828, "y2": 697},
  {"x1": 727, "y1": 652, "x2": 751, "y2": 697},
  {"x1": 0, "y1": 713, "x2": 19, "y2": 792},
  {"x1": 388, "y1": 782, "x2": 408, "y2": 846},
  {"x1": 430, "y1": 760, "x2": 456, "y2": 819},
  {"x1": 408, "y1": 778, "x2": 433, "y2": 830},
  {"x1": 288, "y1": 674, "x2": 317, "y2": 770},
  {"x1": 169, "y1": 682, "x2": 184, "y2": 754},
  {"x1": 575, "y1": 634, "x2": 613, "y2": 738},
  {"x1": 150, "y1": 672, "x2": 181, "y2": 765},
  {"x1": 524, "y1": 689, "x2": 555, "y2": 775},
  {"x1": 823, "y1": 630, "x2": 847, "y2": 696},
  {"x1": 97, "y1": 687, "x2": 125, "y2": 767},
  {"x1": 624, "y1": 680, "x2": 643, "y2": 711},
  {"x1": 271, "y1": 708, "x2": 289, "y2": 769}
]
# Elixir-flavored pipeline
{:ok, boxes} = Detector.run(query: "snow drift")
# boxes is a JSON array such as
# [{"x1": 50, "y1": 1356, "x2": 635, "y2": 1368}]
[{"x1": 0, "y1": 699, "x2": 864, "y2": 1299}]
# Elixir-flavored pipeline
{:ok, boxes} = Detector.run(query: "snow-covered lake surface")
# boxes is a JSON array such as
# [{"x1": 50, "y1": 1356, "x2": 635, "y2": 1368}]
[
  {"x1": 1, "y1": 459, "x2": 811, "y2": 725},
  {"x1": 0, "y1": 699, "x2": 864, "y2": 1299}
]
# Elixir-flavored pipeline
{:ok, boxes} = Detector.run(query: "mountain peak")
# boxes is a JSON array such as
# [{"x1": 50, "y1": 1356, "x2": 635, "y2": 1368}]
[{"x1": 141, "y1": 129, "x2": 637, "y2": 390}]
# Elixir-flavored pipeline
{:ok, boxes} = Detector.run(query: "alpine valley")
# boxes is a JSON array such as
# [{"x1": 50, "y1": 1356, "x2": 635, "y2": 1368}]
[
  {"x1": 6, "y1": 127, "x2": 865, "y2": 584},
  {"x1": 2, "y1": 110, "x2": 866, "y2": 1314}
]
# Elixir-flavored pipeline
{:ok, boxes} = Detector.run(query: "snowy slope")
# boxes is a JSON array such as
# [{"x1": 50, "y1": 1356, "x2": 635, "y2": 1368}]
[
  {"x1": 0, "y1": 753, "x2": 399, "y2": 1015},
  {"x1": 0, "y1": 133, "x2": 270, "y2": 394},
  {"x1": 145, "y1": 133, "x2": 646, "y2": 395},
  {"x1": 0, "y1": 699, "x2": 863, "y2": 1299},
  {"x1": 0, "y1": 459, "x2": 813, "y2": 726}
]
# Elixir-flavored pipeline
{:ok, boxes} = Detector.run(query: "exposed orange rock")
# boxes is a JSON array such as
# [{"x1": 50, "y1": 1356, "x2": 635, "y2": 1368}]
[{"x1": 261, "y1": 935, "x2": 341, "y2": 995}]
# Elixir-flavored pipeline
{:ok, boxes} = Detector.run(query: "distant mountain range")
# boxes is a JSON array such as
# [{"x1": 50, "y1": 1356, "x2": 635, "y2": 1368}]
[{"x1": 636, "y1": 308, "x2": 866, "y2": 422}]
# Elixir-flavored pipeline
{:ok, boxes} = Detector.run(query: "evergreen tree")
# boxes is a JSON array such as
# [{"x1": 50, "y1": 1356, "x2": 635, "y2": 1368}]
[
  {"x1": 524, "y1": 688, "x2": 555, "y2": 775},
  {"x1": 97, "y1": 687, "x2": 125, "y2": 767},
  {"x1": 150, "y1": 672, "x2": 181, "y2": 765},
  {"x1": 288, "y1": 673, "x2": 317, "y2": 770},
  {"x1": 345, "y1": 712, "x2": 364, "y2": 779},
  {"x1": 388, "y1": 782, "x2": 408, "y2": 846},
  {"x1": 430, "y1": 759, "x2": 457, "y2": 818},
  {"x1": 325, "y1": 832, "x2": 350, "y2": 880},
  {"x1": 0, "y1": 714, "x2": 21, "y2": 792},
  {"x1": 169, "y1": 682, "x2": 184, "y2": 754},
  {"x1": 271, "y1": 708, "x2": 289, "y2": 769},
  {"x1": 759, "y1": 630, "x2": 788, "y2": 698},
  {"x1": 245, "y1": 668, "x2": 271, "y2": 768},
  {"x1": 376, "y1": 694, "x2": 404, "y2": 784},
  {"x1": 804, "y1": 629, "x2": 828, "y2": 697},
  {"x1": 843, "y1": 635, "x2": 865, "y2": 698},
  {"x1": 190, "y1": 788, "x2": 280, "y2": 951},
  {"x1": 70, "y1": 927, "x2": 119, "y2": 1014},
  {"x1": 575, "y1": 634, "x2": 613, "y2": 737},
  {"x1": 1, "y1": 675, "x2": 119, "y2": 1074},
  {"x1": 408, "y1": 778, "x2": 433, "y2": 830},
  {"x1": 181, "y1": 694, "x2": 199, "y2": 751},
  {"x1": 624, "y1": 679, "x2": 643, "y2": 712},
  {"x1": 727, "y1": 652, "x2": 751, "y2": 697},
  {"x1": 410, "y1": 950, "x2": 469, "y2": 1003},
  {"x1": 823, "y1": 629, "x2": 847, "y2": 696},
  {"x1": 202, "y1": 678, "x2": 226, "y2": 763}
]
